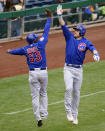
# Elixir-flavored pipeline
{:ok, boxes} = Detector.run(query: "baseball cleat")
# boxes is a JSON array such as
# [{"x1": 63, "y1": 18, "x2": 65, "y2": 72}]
[
  {"x1": 37, "y1": 120, "x2": 43, "y2": 127},
  {"x1": 41, "y1": 113, "x2": 48, "y2": 119},
  {"x1": 72, "y1": 116, "x2": 78, "y2": 125},
  {"x1": 67, "y1": 113, "x2": 73, "y2": 122},
  {"x1": 41, "y1": 115, "x2": 48, "y2": 119}
]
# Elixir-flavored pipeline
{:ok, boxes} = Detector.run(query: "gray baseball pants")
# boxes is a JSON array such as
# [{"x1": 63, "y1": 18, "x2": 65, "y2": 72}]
[
  {"x1": 64, "y1": 64, "x2": 83, "y2": 117},
  {"x1": 29, "y1": 69, "x2": 48, "y2": 121}
]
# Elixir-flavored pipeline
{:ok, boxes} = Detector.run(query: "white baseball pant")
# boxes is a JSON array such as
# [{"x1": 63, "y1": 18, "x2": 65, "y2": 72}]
[
  {"x1": 29, "y1": 69, "x2": 48, "y2": 121},
  {"x1": 64, "y1": 64, "x2": 83, "y2": 117}
]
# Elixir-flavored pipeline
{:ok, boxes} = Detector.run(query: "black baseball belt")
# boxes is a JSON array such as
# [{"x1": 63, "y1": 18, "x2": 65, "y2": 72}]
[
  {"x1": 66, "y1": 64, "x2": 82, "y2": 68},
  {"x1": 30, "y1": 67, "x2": 47, "y2": 71}
]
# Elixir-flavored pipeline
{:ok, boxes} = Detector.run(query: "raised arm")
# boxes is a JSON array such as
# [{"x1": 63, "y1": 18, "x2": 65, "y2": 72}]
[
  {"x1": 42, "y1": 9, "x2": 52, "y2": 39},
  {"x1": 57, "y1": 4, "x2": 65, "y2": 26},
  {"x1": 57, "y1": 5, "x2": 72, "y2": 40}
]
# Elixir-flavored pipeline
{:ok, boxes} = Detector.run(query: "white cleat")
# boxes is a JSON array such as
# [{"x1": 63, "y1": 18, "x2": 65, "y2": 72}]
[
  {"x1": 41, "y1": 113, "x2": 48, "y2": 119},
  {"x1": 41, "y1": 116, "x2": 48, "y2": 119},
  {"x1": 72, "y1": 116, "x2": 78, "y2": 125},
  {"x1": 67, "y1": 113, "x2": 73, "y2": 122}
]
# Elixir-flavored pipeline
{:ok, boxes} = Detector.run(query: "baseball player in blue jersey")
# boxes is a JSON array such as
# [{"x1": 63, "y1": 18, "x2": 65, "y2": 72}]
[
  {"x1": 57, "y1": 5, "x2": 100, "y2": 125},
  {"x1": 7, "y1": 9, "x2": 52, "y2": 127}
]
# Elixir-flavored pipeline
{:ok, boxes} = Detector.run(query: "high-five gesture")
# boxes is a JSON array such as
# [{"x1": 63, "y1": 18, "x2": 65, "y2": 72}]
[
  {"x1": 57, "y1": 4, "x2": 63, "y2": 16},
  {"x1": 45, "y1": 8, "x2": 52, "y2": 18},
  {"x1": 57, "y1": 4, "x2": 65, "y2": 25}
]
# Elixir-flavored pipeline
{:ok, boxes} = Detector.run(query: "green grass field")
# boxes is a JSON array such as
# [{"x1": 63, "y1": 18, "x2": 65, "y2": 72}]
[{"x1": 0, "y1": 60, "x2": 105, "y2": 131}]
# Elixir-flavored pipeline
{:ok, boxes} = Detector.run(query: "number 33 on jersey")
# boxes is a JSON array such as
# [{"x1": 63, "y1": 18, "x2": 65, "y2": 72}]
[{"x1": 27, "y1": 47, "x2": 42, "y2": 63}]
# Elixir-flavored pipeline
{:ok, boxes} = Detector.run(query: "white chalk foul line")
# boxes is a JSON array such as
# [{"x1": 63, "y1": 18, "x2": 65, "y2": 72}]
[{"x1": 3, "y1": 90, "x2": 105, "y2": 115}]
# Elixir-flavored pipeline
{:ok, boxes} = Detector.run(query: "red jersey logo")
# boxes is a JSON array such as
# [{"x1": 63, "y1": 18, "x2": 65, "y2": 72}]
[{"x1": 78, "y1": 43, "x2": 86, "y2": 51}]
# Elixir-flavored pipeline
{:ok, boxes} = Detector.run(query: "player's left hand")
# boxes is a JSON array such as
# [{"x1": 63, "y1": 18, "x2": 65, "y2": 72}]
[{"x1": 93, "y1": 53, "x2": 100, "y2": 62}]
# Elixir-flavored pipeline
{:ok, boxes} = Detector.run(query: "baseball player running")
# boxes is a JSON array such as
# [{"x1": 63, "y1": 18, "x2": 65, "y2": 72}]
[
  {"x1": 7, "y1": 9, "x2": 52, "y2": 127},
  {"x1": 57, "y1": 5, "x2": 100, "y2": 125}
]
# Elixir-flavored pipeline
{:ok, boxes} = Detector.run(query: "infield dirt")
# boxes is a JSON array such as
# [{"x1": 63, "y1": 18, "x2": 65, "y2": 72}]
[{"x1": 0, "y1": 25, "x2": 105, "y2": 78}]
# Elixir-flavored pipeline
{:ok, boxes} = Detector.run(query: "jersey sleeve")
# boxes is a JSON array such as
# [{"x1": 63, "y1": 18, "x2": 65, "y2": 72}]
[
  {"x1": 61, "y1": 24, "x2": 73, "y2": 40},
  {"x1": 38, "y1": 18, "x2": 51, "y2": 48},
  {"x1": 87, "y1": 40, "x2": 96, "y2": 53},
  {"x1": 42, "y1": 18, "x2": 51, "y2": 41},
  {"x1": 8, "y1": 47, "x2": 25, "y2": 55}
]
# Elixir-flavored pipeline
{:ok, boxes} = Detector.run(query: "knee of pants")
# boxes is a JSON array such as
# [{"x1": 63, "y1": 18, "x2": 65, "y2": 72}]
[
  {"x1": 40, "y1": 89, "x2": 47, "y2": 96},
  {"x1": 31, "y1": 95, "x2": 37, "y2": 102},
  {"x1": 73, "y1": 89, "x2": 80, "y2": 98},
  {"x1": 65, "y1": 86, "x2": 73, "y2": 96},
  {"x1": 31, "y1": 90, "x2": 39, "y2": 99},
  {"x1": 66, "y1": 84, "x2": 73, "y2": 91}
]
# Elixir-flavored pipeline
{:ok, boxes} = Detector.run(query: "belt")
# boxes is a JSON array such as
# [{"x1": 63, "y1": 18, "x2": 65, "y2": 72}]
[
  {"x1": 66, "y1": 64, "x2": 82, "y2": 68},
  {"x1": 30, "y1": 67, "x2": 46, "y2": 71}
]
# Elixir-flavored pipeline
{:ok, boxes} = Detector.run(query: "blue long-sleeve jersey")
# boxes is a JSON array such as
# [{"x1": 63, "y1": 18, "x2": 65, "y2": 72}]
[
  {"x1": 8, "y1": 18, "x2": 51, "y2": 70},
  {"x1": 62, "y1": 25, "x2": 96, "y2": 65}
]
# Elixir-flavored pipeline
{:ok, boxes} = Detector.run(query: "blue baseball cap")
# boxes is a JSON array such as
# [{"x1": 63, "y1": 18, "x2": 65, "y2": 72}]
[{"x1": 26, "y1": 33, "x2": 39, "y2": 44}]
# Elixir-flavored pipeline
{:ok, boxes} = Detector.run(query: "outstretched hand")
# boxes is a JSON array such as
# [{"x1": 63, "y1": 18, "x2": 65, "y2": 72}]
[
  {"x1": 7, "y1": 49, "x2": 11, "y2": 53},
  {"x1": 57, "y1": 4, "x2": 63, "y2": 15},
  {"x1": 45, "y1": 8, "x2": 52, "y2": 18}
]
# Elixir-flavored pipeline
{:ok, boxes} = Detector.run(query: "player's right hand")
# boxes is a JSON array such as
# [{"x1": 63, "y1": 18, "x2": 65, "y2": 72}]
[
  {"x1": 45, "y1": 8, "x2": 52, "y2": 18},
  {"x1": 57, "y1": 4, "x2": 63, "y2": 15},
  {"x1": 8, "y1": 49, "x2": 11, "y2": 52}
]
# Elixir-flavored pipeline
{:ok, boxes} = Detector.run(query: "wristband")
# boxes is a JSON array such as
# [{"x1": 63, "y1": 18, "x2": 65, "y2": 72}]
[
  {"x1": 94, "y1": 53, "x2": 99, "y2": 56},
  {"x1": 58, "y1": 15, "x2": 63, "y2": 21}
]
